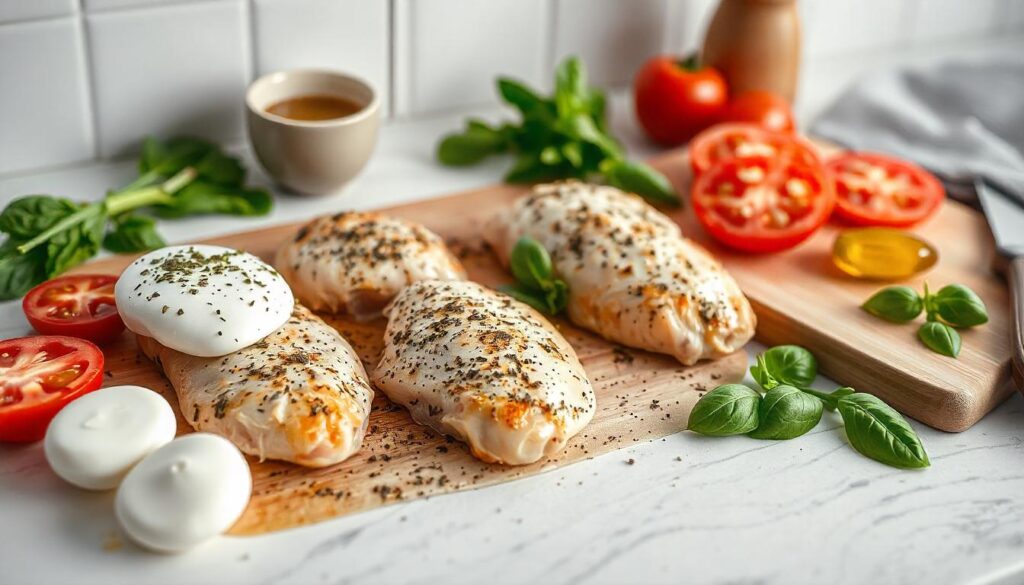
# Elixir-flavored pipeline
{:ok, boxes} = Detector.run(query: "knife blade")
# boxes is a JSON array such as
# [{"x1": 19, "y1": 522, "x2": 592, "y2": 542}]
[{"x1": 976, "y1": 178, "x2": 1024, "y2": 390}]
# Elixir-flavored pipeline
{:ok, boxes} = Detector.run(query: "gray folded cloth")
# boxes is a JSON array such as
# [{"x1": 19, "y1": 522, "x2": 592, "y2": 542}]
[{"x1": 811, "y1": 56, "x2": 1024, "y2": 208}]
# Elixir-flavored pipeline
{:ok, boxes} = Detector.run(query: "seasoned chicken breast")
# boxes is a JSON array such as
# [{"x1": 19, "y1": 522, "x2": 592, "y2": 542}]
[
  {"x1": 485, "y1": 181, "x2": 756, "y2": 365},
  {"x1": 372, "y1": 280, "x2": 595, "y2": 465},
  {"x1": 138, "y1": 305, "x2": 373, "y2": 468},
  {"x1": 275, "y1": 211, "x2": 467, "y2": 319}
]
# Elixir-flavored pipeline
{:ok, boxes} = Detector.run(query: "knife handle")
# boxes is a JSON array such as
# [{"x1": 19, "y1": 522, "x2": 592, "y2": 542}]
[{"x1": 1009, "y1": 257, "x2": 1024, "y2": 391}]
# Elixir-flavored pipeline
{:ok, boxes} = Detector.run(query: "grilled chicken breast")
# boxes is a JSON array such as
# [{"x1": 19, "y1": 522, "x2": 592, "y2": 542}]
[
  {"x1": 485, "y1": 182, "x2": 756, "y2": 365},
  {"x1": 275, "y1": 211, "x2": 467, "y2": 319},
  {"x1": 138, "y1": 305, "x2": 373, "y2": 468},
  {"x1": 372, "y1": 280, "x2": 595, "y2": 465}
]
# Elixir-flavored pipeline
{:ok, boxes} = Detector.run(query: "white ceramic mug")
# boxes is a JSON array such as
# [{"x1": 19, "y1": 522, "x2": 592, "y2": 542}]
[{"x1": 246, "y1": 70, "x2": 380, "y2": 196}]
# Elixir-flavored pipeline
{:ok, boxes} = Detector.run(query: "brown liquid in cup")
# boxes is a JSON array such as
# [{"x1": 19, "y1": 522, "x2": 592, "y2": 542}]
[{"x1": 265, "y1": 95, "x2": 363, "y2": 121}]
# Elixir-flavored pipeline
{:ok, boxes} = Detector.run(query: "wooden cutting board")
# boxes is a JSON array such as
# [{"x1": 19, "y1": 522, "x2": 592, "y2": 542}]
[
  {"x1": 73, "y1": 147, "x2": 1012, "y2": 534},
  {"x1": 74, "y1": 185, "x2": 747, "y2": 536}
]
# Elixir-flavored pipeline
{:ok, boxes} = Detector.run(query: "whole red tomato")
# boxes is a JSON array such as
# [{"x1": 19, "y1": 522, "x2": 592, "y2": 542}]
[
  {"x1": 634, "y1": 55, "x2": 728, "y2": 146},
  {"x1": 724, "y1": 90, "x2": 795, "y2": 133}
]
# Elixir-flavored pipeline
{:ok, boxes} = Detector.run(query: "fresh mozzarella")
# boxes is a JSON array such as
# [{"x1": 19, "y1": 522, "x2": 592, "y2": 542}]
[
  {"x1": 115, "y1": 433, "x2": 251, "y2": 553},
  {"x1": 44, "y1": 385, "x2": 177, "y2": 490},
  {"x1": 115, "y1": 245, "x2": 293, "y2": 357}
]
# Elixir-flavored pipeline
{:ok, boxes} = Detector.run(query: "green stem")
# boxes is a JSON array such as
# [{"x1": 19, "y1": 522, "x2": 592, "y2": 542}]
[
  {"x1": 16, "y1": 167, "x2": 197, "y2": 254},
  {"x1": 114, "y1": 169, "x2": 162, "y2": 194},
  {"x1": 802, "y1": 388, "x2": 839, "y2": 409}
]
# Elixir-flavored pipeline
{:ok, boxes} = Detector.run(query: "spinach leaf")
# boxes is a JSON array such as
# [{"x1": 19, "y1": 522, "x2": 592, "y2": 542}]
[
  {"x1": 930, "y1": 284, "x2": 988, "y2": 328},
  {"x1": 602, "y1": 159, "x2": 679, "y2": 206},
  {"x1": 862, "y1": 286, "x2": 923, "y2": 323},
  {"x1": 750, "y1": 345, "x2": 817, "y2": 390},
  {"x1": 748, "y1": 385, "x2": 823, "y2": 440},
  {"x1": 687, "y1": 384, "x2": 761, "y2": 437},
  {"x1": 155, "y1": 181, "x2": 272, "y2": 218},
  {"x1": 44, "y1": 211, "x2": 105, "y2": 277},
  {"x1": 837, "y1": 393, "x2": 929, "y2": 468},
  {"x1": 0, "y1": 239, "x2": 47, "y2": 300},
  {"x1": 140, "y1": 136, "x2": 213, "y2": 177},
  {"x1": 103, "y1": 214, "x2": 166, "y2": 253},
  {"x1": 0, "y1": 195, "x2": 80, "y2": 239},
  {"x1": 917, "y1": 321, "x2": 961, "y2": 357}
]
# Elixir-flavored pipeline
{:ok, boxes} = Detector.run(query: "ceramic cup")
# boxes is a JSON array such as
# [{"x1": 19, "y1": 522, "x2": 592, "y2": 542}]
[{"x1": 246, "y1": 70, "x2": 380, "y2": 196}]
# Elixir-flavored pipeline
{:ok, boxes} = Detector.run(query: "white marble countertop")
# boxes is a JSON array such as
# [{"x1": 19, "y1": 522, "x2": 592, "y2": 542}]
[{"x1": 3, "y1": 36, "x2": 1024, "y2": 585}]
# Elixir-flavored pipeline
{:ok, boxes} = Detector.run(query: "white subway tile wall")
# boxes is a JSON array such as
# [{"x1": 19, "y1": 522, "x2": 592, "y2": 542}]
[
  {"x1": 252, "y1": 0, "x2": 390, "y2": 115},
  {"x1": 0, "y1": 0, "x2": 1022, "y2": 174},
  {"x1": 0, "y1": 17, "x2": 93, "y2": 174}
]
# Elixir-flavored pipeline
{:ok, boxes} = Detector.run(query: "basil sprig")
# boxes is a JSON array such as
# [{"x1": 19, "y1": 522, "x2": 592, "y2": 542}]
[
  {"x1": 500, "y1": 236, "x2": 568, "y2": 315},
  {"x1": 861, "y1": 282, "x2": 987, "y2": 358},
  {"x1": 436, "y1": 56, "x2": 679, "y2": 206},
  {"x1": 687, "y1": 345, "x2": 930, "y2": 469},
  {"x1": 0, "y1": 136, "x2": 272, "y2": 300}
]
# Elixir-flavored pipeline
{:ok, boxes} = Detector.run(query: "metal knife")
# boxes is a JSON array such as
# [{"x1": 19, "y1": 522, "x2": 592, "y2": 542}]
[{"x1": 975, "y1": 178, "x2": 1024, "y2": 390}]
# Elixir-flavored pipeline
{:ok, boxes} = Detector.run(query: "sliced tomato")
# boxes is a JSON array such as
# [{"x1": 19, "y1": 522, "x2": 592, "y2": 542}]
[
  {"x1": 691, "y1": 154, "x2": 835, "y2": 253},
  {"x1": 23, "y1": 274, "x2": 124, "y2": 344},
  {"x1": 0, "y1": 336, "x2": 104, "y2": 442},
  {"x1": 825, "y1": 152, "x2": 945, "y2": 227},
  {"x1": 689, "y1": 123, "x2": 819, "y2": 176}
]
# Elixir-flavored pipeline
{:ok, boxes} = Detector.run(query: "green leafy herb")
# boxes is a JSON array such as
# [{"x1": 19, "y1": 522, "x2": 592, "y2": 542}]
[
  {"x1": 918, "y1": 321, "x2": 961, "y2": 357},
  {"x1": 836, "y1": 392, "x2": 930, "y2": 469},
  {"x1": 436, "y1": 56, "x2": 679, "y2": 206},
  {"x1": 929, "y1": 284, "x2": 988, "y2": 328},
  {"x1": 103, "y1": 215, "x2": 166, "y2": 253},
  {"x1": 750, "y1": 345, "x2": 817, "y2": 390},
  {"x1": 687, "y1": 346, "x2": 931, "y2": 470},
  {"x1": 500, "y1": 236, "x2": 568, "y2": 315},
  {"x1": 748, "y1": 385, "x2": 823, "y2": 440},
  {"x1": 0, "y1": 136, "x2": 272, "y2": 300},
  {"x1": 687, "y1": 384, "x2": 761, "y2": 436},
  {"x1": 862, "y1": 286, "x2": 923, "y2": 323}
]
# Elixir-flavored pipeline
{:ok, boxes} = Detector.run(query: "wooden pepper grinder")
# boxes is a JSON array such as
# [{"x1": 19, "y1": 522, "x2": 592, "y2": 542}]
[{"x1": 702, "y1": 0, "x2": 801, "y2": 103}]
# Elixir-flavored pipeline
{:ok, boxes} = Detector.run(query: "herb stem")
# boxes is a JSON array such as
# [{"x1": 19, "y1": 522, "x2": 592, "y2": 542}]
[
  {"x1": 801, "y1": 388, "x2": 839, "y2": 409},
  {"x1": 16, "y1": 167, "x2": 197, "y2": 254}
]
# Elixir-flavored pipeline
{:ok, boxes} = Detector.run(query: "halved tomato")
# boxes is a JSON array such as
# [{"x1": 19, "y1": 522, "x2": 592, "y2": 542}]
[
  {"x1": 825, "y1": 152, "x2": 945, "y2": 227},
  {"x1": 23, "y1": 274, "x2": 124, "y2": 344},
  {"x1": 0, "y1": 336, "x2": 105, "y2": 442},
  {"x1": 689, "y1": 123, "x2": 819, "y2": 176},
  {"x1": 691, "y1": 154, "x2": 835, "y2": 253}
]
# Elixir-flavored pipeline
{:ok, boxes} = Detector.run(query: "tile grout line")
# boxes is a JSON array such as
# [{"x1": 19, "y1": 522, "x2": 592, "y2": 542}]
[
  {"x1": 77, "y1": 0, "x2": 102, "y2": 163},
  {"x1": 387, "y1": 0, "x2": 396, "y2": 118},
  {"x1": 245, "y1": 0, "x2": 257, "y2": 83}
]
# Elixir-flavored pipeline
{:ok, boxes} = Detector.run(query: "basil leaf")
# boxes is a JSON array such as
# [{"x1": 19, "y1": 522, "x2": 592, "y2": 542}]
[
  {"x1": 862, "y1": 286, "x2": 923, "y2": 323},
  {"x1": 504, "y1": 152, "x2": 570, "y2": 184},
  {"x1": 437, "y1": 120, "x2": 510, "y2": 166},
  {"x1": 542, "y1": 278, "x2": 568, "y2": 314},
  {"x1": 103, "y1": 214, "x2": 166, "y2": 253},
  {"x1": 750, "y1": 345, "x2": 817, "y2": 390},
  {"x1": 0, "y1": 195, "x2": 81, "y2": 240},
  {"x1": 837, "y1": 393, "x2": 929, "y2": 469},
  {"x1": 155, "y1": 181, "x2": 272, "y2": 218},
  {"x1": 509, "y1": 236, "x2": 553, "y2": 290},
  {"x1": 554, "y1": 56, "x2": 588, "y2": 119},
  {"x1": 748, "y1": 385, "x2": 823, "y2": 440},
  {"x1": 558, "y1": 114, "x2": 622, "y2": 159},
  {"x1": 687, "y1": 384, "x2": 761, "y2": 436},
  {"x1": 497, "y1": 78, "x2": 549, "y2": 117},
  {"x1": 500, "y1": 283, "x2": 552, "y2": 315},
  {"x1": 0, "y1": 239, "x2": 47, "y2": 300},
  {"x1": 824, "y1": 387, "x2": 855, "y2": 411},
  {"x1": 918, "y1": 321, "x2": 961, "y2": 357},
  {"x1": 931, "y1": 284, "x2": 988, "y2": 328},
  {"x1": 602, "y1": 159, "x2": 680, "y2": 206},
  {"x1": 44, "y1": 212, "x2": 104, "y2": 277}
]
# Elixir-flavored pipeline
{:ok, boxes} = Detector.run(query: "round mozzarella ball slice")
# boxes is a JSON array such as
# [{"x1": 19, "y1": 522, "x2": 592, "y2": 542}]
[
  {"x1": 116, "y1": 433, "x2": 251, "y2": 553},
  {"x1": 114, "y1": 245, "x2": 294, "y2": 357},
  {"x1": 44, "y1": 385, "x2": 177, "y2": 490}
]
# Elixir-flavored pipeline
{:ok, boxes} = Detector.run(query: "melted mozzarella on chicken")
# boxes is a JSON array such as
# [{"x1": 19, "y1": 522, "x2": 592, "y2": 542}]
[
  {"x1": 485, "y1": 182, "x2": 756, "y2": 365},
  {"x1": 138, "y1": 305, "x2": 373, "y2": 467},
  {"x1": 373, "y1": 280, "x2": 595, "y2": 465},
  {"x1": 275, "y1": 212, "x2": 466, "y2": 320}
]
